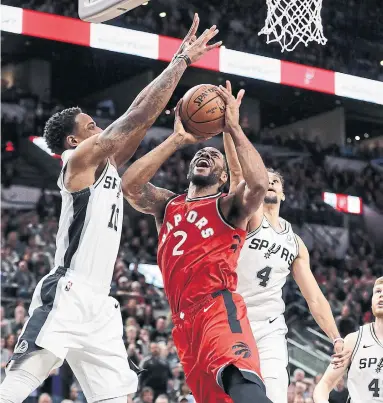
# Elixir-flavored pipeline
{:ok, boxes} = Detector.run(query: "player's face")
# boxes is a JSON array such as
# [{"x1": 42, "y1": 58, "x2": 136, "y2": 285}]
[
  {"x1": 188, "y1": 147, "x2": 227, "y2": 188},
  {"x1": 67, "y1": 113, "x2": 103, "y2": 148},
  {"x1": 264, "y1": 172, "x2": 284, "y2": 205},
  {"x1": 372, "y1": 283, "x2": 383, "y2": 318}
]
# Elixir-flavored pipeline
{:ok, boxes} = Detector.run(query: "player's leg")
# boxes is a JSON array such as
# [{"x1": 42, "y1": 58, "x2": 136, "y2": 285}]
[
  {"x1": 66, "y1": 295, "x2": 138, "y2": 402},
  {"x1": 222, "y1": 364, "x2": 272, "y2": 403},
  {"x1": 255, "y1": 318, "x2": 289, "y2": 403},
  {"x1": 0, "y1": 350, "x2": 62, "y2": 403},
  {"x1": 196, "y1": 291, "x2": 272, "y2": 403}
]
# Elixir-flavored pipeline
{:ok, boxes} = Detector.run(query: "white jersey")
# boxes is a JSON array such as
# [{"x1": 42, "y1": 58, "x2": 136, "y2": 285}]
[
  {"x1": 236, "y1": 215, "x2": 299, "y2": 322},
  {"x1": 54, "y1": 151, "x2": 123, "y2": 289},
  {"x1": 347, "y1": 323, "x2": 383, "y2": 403}
]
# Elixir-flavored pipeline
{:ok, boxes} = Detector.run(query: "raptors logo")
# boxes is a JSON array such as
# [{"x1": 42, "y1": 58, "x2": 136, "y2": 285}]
[{"x1": 232, "y1": 341, "x2": 252, "y2": 358}]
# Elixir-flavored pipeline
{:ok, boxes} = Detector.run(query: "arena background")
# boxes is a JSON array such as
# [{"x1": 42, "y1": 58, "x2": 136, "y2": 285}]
[{"x1": 1, "y1": 1, "x2": 383, "y2": 402}]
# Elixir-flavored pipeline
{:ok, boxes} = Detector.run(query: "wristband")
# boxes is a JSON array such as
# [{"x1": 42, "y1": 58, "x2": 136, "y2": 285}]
[
  {"x1": 177, "y1": 54, "x2": 192, "y2": 66},
  {"x1": 333, "y1": 337, "x2": 344, "y2": 345}
]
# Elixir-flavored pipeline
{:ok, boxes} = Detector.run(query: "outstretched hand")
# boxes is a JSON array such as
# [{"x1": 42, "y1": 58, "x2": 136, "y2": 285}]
[
  {"x1": 173, "y1": 100, "x2": 210, "y2": 145},
  {"x1": 331, "y1": 340, "x2": 352, "y2": 369},
  {"x1": 174, "y1": 13, "x2": 222, "y2": 65},
  {"x1": 216, "y1": 80, "x2": 245, "y2": 133}
]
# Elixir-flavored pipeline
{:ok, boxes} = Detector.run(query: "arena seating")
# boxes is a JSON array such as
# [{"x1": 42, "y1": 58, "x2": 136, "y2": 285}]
[{"x1": 3, "y1": 0, "x2": 383, "y2": 81}]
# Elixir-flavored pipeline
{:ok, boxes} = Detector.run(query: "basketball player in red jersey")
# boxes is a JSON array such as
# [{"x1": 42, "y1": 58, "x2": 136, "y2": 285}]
[{"x1": 122, "y1": 82, "x2": 272, "y2": 403}]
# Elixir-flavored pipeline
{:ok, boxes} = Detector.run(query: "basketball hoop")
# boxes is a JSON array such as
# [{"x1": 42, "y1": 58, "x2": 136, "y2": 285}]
[
  {"x1": 258, "y1": 0, "x2": 327, "y2": 52},
  {"x1": 78, "y1": 0, "x2": 149, "y2": 23}
]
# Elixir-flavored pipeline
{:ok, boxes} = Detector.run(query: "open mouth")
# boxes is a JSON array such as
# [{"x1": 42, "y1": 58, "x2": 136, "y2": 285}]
[
  {"x1": 268, "y1": 189, "x2": 276, "y2": 193},
  {"x1": 196, "y1": 158, "x2": 211, "y2": 168}
]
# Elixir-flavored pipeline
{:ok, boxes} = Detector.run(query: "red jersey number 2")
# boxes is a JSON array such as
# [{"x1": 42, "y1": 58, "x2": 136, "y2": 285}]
[{"x1": 172, "y1": 231, "x2": 187, "y2": 256}]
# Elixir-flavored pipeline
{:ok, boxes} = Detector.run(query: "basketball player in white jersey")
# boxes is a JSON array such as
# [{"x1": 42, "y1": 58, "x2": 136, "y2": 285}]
[
  {"x1": 0, "y1": 16, "x2": 222, "y2": 403},
  {"x1": 223, "y1": 112, "x2": 349, "y2": 403},
  {"x1": 314, "y1": 276, "x2": 383, "y2": 403}
]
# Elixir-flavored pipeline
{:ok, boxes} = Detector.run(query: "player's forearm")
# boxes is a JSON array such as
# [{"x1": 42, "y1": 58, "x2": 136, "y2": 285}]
[
  {"x1": 228, "y1": 125, "x2": 268, "y2": 193},
  {"x1": 122, "y1": 132, "x2": 184, "y2": 193},
  {"x1": 313, "y1": 384, "x2": 330, "y2": 403},
  {"x1": 97, "y1": 58, "x2": 187, "y2": 157},
  {"x1": 127, "y1": 57, "x2": 187, "y2": 127},
  {"x1": 223, "y1": 132, "x2": 244, "y2": 192},
  {"x1": 308, "y1": 295, "x2": 341, "y2": 342}
]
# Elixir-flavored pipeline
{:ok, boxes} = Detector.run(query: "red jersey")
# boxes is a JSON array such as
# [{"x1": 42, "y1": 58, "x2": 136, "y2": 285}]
[{"x1": 157, "y1": 192, "x2": 246, "y2": 314}]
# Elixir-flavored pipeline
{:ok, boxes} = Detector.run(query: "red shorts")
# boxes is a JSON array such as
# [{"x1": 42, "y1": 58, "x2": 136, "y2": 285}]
[{"x1": 172, "y1": 290, "x2": 264, "y2": 403}]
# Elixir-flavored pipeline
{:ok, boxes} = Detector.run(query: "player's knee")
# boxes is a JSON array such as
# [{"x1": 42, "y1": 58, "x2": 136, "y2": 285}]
[
  {"x1": 222, "y1": 365, "x2": 272, "y2": 403},
  {"x1": 0, "y1": 368, "x2": 41, "y2": 403}
]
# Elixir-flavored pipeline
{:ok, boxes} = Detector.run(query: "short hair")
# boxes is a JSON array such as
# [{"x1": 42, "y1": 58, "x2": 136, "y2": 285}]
[
  {"x1": 374, "y1": 277, "x2": 383, "y2": 287},
  {"x1": 142, "y1": 386, "x2": 154, "y2": 396},
  {"x1": 155, "y1": 394, "x2": 169, "y2": 403},
  {"x1": 267, "y1": 167, "x2": 284, "y2": 188},
  {"x1": 43, "y1": 107, "x2": 82, "y2": 154}
]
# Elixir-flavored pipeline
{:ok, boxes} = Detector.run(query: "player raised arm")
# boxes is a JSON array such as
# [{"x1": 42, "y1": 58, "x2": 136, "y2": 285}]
[
  {"x1": 292, "y1": 234, "x2": 352, "y2": 365},
  {"x1": 217, "y1": 81, "x2": 268, "y2": 229},
  {"x1": 313, "y1": 331, "x2": 358, "y2": 403},
  {"x1": 122, "y1": 101, "x2": 204, "y2": 224},
  {"x1": 66, "y1": 15, "x2": 222, "y2": 189}
]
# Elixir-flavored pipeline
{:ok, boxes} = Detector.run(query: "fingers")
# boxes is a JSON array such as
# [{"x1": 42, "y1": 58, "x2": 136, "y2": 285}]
[
  {"x1": 206, "y1": 41, "x2": 222, "y2": 51},
  {"x1": 226, "y1": 80, "x2": 232, "y2": 93},
  {"x1": 217, "y1": 85, "x2": 235, "y2": 103},
  {"x1": 202, "y1": 26, "x2": 219, "y2": 45},
  {"x1": 174, "y1": 99, "x2": 183, "y2": 120},
  {"x1": 186, "y1": 13, "x2": 199, "y2": 41},
  {"x1": 190, "y1": 35, "x2": 197, "y2": 44},
  {"x1": 236, "y1": 89, "x2": 245, "y2": 105}
]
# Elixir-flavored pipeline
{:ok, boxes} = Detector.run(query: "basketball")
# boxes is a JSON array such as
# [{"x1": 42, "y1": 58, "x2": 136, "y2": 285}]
[{"x1": 180, "y1": 84, "x2": 226, "y2": 138}]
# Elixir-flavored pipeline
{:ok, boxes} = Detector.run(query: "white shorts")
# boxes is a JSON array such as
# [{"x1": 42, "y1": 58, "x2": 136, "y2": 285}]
[
  {"x1": 11, "y1": 267, "x2": 138, "y2": 402},
  {"x1": 251, "y1": 315, "x2": 289, "y2": 403}
]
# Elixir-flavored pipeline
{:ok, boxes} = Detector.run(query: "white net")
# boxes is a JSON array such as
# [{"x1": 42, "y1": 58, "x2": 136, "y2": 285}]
[{"x1": 258, "y1": 0, "x2": 327, "y2": 52}]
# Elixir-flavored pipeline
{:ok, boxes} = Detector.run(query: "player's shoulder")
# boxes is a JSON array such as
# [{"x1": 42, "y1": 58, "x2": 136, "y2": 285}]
[{"x1": 346, "y1": 328, "x2": 363, "y2": 355}]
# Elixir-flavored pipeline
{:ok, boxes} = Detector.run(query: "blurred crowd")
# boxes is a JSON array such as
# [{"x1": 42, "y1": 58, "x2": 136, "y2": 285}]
[{"x1": 5, "y1": 0, "x2": 383, "y2": 81}]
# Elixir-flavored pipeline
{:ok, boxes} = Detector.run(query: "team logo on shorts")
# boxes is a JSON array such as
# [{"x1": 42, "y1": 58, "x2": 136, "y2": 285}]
[
  {"x1": 14, "y1": 340, "x2": 28, "y2": 355},
  {"x1": 232, "y1": 341, "x2": 251, "y2": 358},
  {"x1": 65, "y1": 281, "x2": 73, "y2": 291}
]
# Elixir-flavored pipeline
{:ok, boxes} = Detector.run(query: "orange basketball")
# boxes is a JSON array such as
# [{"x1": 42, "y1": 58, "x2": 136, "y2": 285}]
[{"x1": 179, "y1": 84, "x2": 226, "y2": 138}]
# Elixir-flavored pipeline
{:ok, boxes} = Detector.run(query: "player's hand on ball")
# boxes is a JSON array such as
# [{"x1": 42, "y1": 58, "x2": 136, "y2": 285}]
[
  {"x1": 175, "y1": 13, "x2": 222, "y2": 65},
  {"x1": 331, "y1": 340, "x2": 351, "y2": 369},
  {"x1": 173, "y1": 100, "x2": 209, "y2": 145},
  {"x1": 216, "y1": 80, "x2": 245, "y2": 133}
]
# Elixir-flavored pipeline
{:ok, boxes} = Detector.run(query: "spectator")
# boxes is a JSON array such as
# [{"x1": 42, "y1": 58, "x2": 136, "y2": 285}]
[
  {"x1": 38, "y1": 394, "x2": 52, "y2": 403},
  {"x1": 134, "y1": 386, "x2": 154, "y2": 403},
  {"x1": 151, "y1": 317, "x2": 169, "y2": 343},
  {"x1": 1, "y1": 337, "x2": 11, "y2": 382},
  {"x1": 140, "y1": 343, "x2": 172, "y2": 398},
  {"x1": 336, "y1": 304, "x2": 358, "y2": 337},
  {"x1": 0, "y1": 307, "x2": 11, "y2": 338},
  {"x1": 10, "y1": 305, "x2": 27, "y2": 334},
  {"x1": 329, "y1": 377, "x2": 348, "y2": 403},
  {"x1": 12, "y1": 260, "x2": 35, "y2": 298},
  {"x1": 154, "y1": 395, "x2": 169, "y2": 403}
]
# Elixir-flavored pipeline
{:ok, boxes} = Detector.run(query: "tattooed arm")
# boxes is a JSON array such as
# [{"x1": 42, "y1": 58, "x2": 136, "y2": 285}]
[
  {"x1": 122, "y1": 102, "x2": 203, "y2": 225},
  {"x1": 66, "y1": 15, "x2": 221, "y2": 190}
]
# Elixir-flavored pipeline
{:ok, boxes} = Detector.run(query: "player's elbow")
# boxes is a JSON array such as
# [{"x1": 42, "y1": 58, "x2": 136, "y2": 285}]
[{"x1": 121, "y1": 178, "x2": 141, "y2": 201}]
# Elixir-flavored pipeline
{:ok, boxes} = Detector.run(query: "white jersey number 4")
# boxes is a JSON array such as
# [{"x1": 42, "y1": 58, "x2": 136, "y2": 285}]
[{"x1": 368, "y1": 378, "x2": 382, "y2": 398}]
